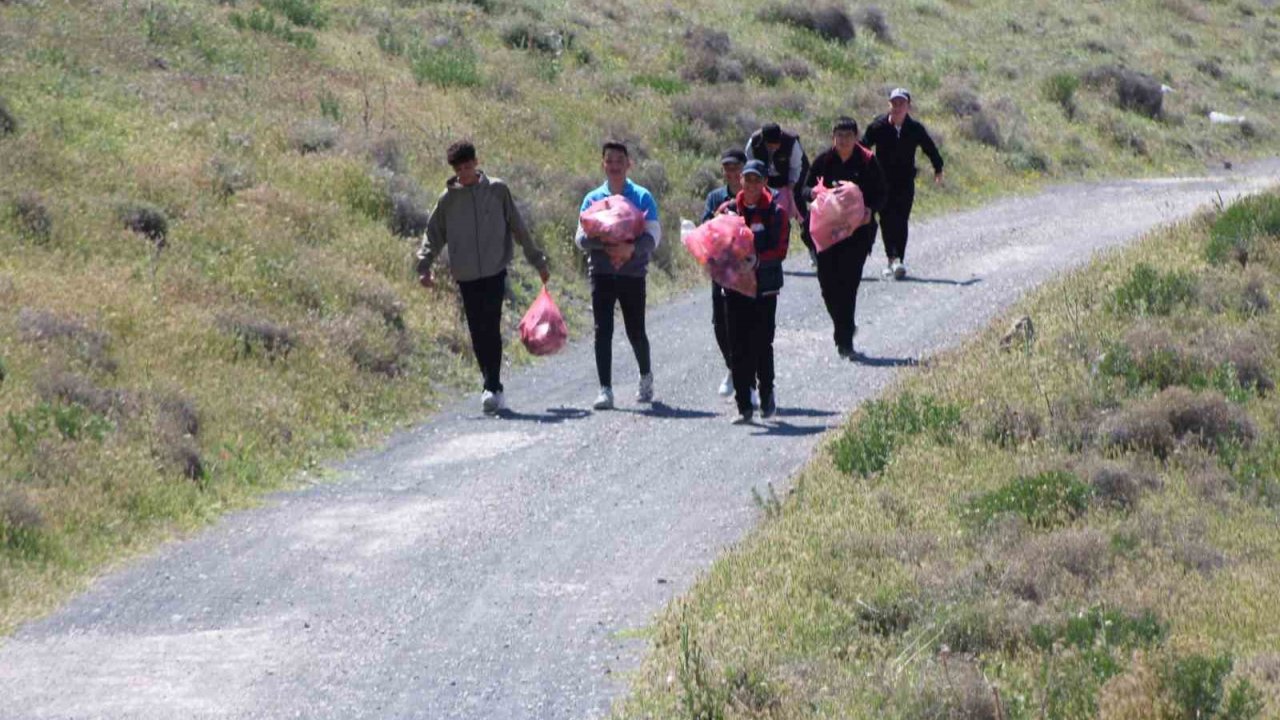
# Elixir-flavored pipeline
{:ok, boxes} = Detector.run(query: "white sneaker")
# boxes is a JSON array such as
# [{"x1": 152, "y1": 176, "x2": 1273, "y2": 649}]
[
  {"x1": 636, "y1": 373, "x2": 654, "y2": 403},
  {"x1": 893, "y1": 261, "x2": 907, "y2": 280},
  {"x1": 881, "y1": 263, "x2": 895, "y2": 279},
  {"x1": 717, "y1": 373, "x2": 734, "y2": 398},
  {"x1": 481, "y1": 390, "x2": 505, "y2": 415},
  {"x1": 593, "y1": 387, "x2": 614, "y2": 411}
]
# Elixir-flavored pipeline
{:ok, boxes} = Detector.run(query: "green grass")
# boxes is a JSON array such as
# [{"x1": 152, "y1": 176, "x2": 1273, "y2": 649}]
[
  {"x1": 2, "y1": 0, "x2": 1280, "y2": 638},
  {"x1": 615, "y1": 191, "x2": 1280, "y2": 718}
]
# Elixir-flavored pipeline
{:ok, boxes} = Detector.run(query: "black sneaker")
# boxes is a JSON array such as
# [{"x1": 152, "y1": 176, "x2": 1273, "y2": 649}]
[
  {"x1": 760, "y1": 391, "x2": 777, "y2": 419},
  {"x1": 837, "y1": 345, "x2": 853, "y2": 359},
  {"x1": 731, "y1": 408, "x2": 754, "y2": 425}
]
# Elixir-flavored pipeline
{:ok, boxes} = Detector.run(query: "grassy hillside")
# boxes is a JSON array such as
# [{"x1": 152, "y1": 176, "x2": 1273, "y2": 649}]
[
  {"x1": 1, "y1": 0, "x2": 1278, "y2": 632},
  {"x1": 614, "y1": 191, "x2": 1280, "y2": 718}
]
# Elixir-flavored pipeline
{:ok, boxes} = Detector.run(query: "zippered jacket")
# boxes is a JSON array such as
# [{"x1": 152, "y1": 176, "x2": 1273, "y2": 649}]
[{"x1": 416, "y1": 173, "x2": 549, "y2": 282}]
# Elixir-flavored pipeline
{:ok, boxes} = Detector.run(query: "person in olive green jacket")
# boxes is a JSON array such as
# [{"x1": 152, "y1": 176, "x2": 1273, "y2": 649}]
[{"x1": 417, "y1": 140, "x2": 550, "y2": 415}]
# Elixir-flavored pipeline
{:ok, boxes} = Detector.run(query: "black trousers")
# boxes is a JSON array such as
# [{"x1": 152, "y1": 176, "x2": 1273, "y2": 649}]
[
  {"x1": 880, "y1": 181, "x2": 915, "y2": 262},
  {"x1": 457, "y1": 270, "x2": 507, "y2": 393},
  {"x1": 725, "y1": 290, "x2": 778, "y2": 413},
  {"x1": 816, "y1": 235, "x2": 872, "y2": 351},
  {"x1": 591, "y1": 274, "x2": 651, "y2": 387},
  {"x1": 711, "y1": 282, "x2": 730, "y2": 370}
]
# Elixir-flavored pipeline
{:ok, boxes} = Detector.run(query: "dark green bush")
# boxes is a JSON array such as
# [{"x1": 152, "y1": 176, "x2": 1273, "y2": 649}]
[
  {"x1": 262, "y1": 0, "x2": 327, "y2": 29},
  {"x1": 1109, "y1": 263, "x2": 1197, "y2": 316},
  {"x1": 832, "y1": 393, "x2": 964, "y2": 477},
  {"x1": 1207, "y1": 193, "x2": 1280, "y2": 266},
  {"x1": 410, "y1": 44, "x2": 481, "y2": 88},
  {"x1": 1161, "y1": 654, "x2": 1233, "y2": 720}
]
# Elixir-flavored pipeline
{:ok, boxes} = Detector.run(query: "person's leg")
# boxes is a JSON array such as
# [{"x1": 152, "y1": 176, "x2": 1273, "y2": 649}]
[
  {"x1": 845, "y1": 238, "x2": 872, "y2": 338},
  {"x1": 756, "y1": 294, "x2": 778, "y2": 410},
  {"x1": 896, "y1": 185, "x2": 916, "y2": 263},
  {"x1": 617, "y1": 275, "x2": 651, "y2": 377},
  {"x1": 590, "y1": 274, "x2": 618, "y2": 388},
  {"x1": 711, "y1": 282, "x2": 730, "y2": 370},
  {"x1": 817, "y1": 241, "x2": 855, "y2": 352},
  {"x1": 458, "y1": 271, "x2": 507, "y2": 393},
  {"x1": 726, "y1": 290, "x2": 759, "y2": 414},
  {"x1": 881, "y1": 184, "x2": 913, "y2": 263}
]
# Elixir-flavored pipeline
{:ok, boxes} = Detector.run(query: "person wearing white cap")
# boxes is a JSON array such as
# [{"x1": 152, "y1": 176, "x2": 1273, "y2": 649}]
[{"x1": 861, "y1": 87, "x2": 944, "y2": 280}]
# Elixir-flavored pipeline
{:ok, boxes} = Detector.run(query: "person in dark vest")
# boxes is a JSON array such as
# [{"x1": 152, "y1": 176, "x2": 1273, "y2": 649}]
[
  {"x1": 714, "y1": 159, "x2": 788, "y2": 424},
  {"x1": 861, "y1": 87, "x2": 944, "y2": 280},
  {"x1": 702, "y1": 149, "x2": 746, "y2": 399},
  {"x1": 745, "y1": 122, "x2": 814, "y2": 265},
  {"x1": 803, "y1": 117, "x2": 886, "y2": 359}
]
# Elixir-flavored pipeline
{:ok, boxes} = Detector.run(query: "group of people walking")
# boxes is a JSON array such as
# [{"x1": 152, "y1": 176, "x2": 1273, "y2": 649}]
[{"x1": 415, "y1": 88, "x2": 943, "y2": 424}]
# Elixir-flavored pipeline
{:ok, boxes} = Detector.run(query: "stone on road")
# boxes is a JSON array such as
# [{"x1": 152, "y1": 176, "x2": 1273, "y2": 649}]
[{"x1": 1, "y1": 163, "x2": 1277, "y2": 719}]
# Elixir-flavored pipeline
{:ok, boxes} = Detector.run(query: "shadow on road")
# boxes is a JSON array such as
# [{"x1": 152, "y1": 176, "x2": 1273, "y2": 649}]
[
  {"x1": 621, "y1": 401, "x2": 719, "y2": 420},
  {"x1": 750, "y1": 420, "x2": 829, "y2": 437},
  {"x1": 774, "y1": 407, "x2": 839, "y2": 418},
  {"x1": 495, "y1": 407, "x2": 592, "y2": 423},
  {"x1": 872, "y1": 275, "x2": 984, "y2": 286},
  {"x1": 853, "y1": 354, "x2": 919, "y2": 368},
  {"x1": 783, "y1": 270, "x2": 817, "y2": 278}
]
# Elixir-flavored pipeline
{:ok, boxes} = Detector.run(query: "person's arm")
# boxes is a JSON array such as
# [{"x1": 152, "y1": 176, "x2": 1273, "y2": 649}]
[
  {"x1": 860, "y1": 120, "x2": 876, "y2": 148},
  {"x1": 416, "y1": 194, "x2": 447, "y2": 285},
  {"x1": 575, "y1": 193, "x2": 607, "y2": 251},
  {"x1": 801, "y1": 154, "x2": 823, "y2": 202},
  {"x1": 917, "y1": 121, "x2": 945, "y2": 180},
  {"x1": 755, "y1": 205, "x2": 786, "y2": 256},
  {"x1": 787, "y1": 140, "x2": 804, "y2": 186},
  {"x1": 702, "y1": 190, "x2": 720, "y2": 223},
  {"x1": 502, "y1": 185, "x2": 549, "y2": 280},
  {"x1": 641, "y1": 191, "x2": 661, "y2": 248}
]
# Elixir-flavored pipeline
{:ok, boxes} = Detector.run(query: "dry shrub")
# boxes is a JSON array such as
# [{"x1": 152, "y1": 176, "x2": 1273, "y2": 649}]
[
  {"x1": 155, "y1": 393, "x2": 200, "y2": 438},
  {"x1": 1099, "y1": 654, "x2": 1163, "y2": 720},
  {"x1": 1085, "y1": 66, "x2": 1164, "y2": 118},
  {"x1": 1084, "y1": 459, "x2": 1162, "y2": 510},
  {"x1": 0, "y1": 488, "x2": 43, "y2": 535},
  {"x1": 983, "y1": 402, "x2": 1043, "y2": 447},
  {"x1": 671, "y1": 89, "x2": 761, "y2": 151},
  {"x1": 1101, "y1": 403, "x2": 1175, "y2": 458},
  {"x1": 219, "y1": 314, "x2": 298, "y2": 360},
  {"x1": 1196, "y1": 58, "x2": 1225, "y2": 80},
  {"x1": 941, "y1": 86, "x2": 983, "y2": 118},
  {"x1": 353, "y1": 282, "x2": 406, "y2": 330},
  {"x1": 779, "y1": 58, "x2": 812, "y2": 80},
  {"x1": 856, "y1": 6, "x2": 892, "y2": 43},
  {"x1": 210, "y1": 156, "x2": 254, "y2": 198},
  {"x1": 1002, "y1": 527, "x2": 1113, "y2": 603},
  {"x1": 1155, "y1": 386, "x2": 1254, "y2": 447},
  {"x1": 117, "y1": 201, "x2": 169, "y2": 244},
  {"x1": 1160, "y1": 0, "x2": 1209, "y2": 23},
  {"x1": 1207, "y1": 330, "x2": 1274, "y2": 393},
  {"x1": 681, "y1": 27, "x2": 743, "y2": 84},
  {"x1": 325, "y1": 308, "x2": 415, "y2": 377},
  {"x1": 369, "y1": 135, "x2": 406, "y2": 173},
  {"x1": 757, "y1": 3, "x2": 856, "y2": 42},
  {"x1": 289, "y1": 118, "x2": 340, "y2": 154},
  {"x1": 963, "y1": 111, "x2": 1002, "y2": 148},
  {"x1": 0, "y1": 96, "x2": 16, "y2": 135},
  {"x1": 11, "y1": 192, "x2": 52, "y2": 242},
  {"x1": 35, "y1": 371, "x2": 136, "y2": 417},
  {"x1": 1132, "y1": 511, "x2": 1227, "y2": 575},
  {"x1": 17, "y1": 308, "x2": 116, "y2": 373}
]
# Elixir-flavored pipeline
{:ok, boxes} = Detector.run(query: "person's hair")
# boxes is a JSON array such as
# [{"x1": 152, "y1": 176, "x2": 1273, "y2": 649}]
[
  {"x1": 832, "y1": 116, "x2": 859, "y2": 134},
  {"x1": 601, "y1": 140, "x2": 629, "y2": 158},
  {"x1": 446, "y1": 140, "x2": 477, "y2": 167}
]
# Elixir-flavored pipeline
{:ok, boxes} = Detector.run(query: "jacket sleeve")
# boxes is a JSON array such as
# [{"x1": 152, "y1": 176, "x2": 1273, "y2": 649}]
[
  {"x1": 860, "y1": 121, "x2": 875, "y2": 148},
  {"x1": 574, "y1": 223, "x2": 605, "y2": 252},
  {"x1": 861, "y1": 155, "x2": 888, "y2": 213},
  {"x1": 633, "y1": 230, "x2": 656, "y2": 257},
  {"x1": 701, "y1": 191, "x2": 718, "y2": 223},
  {"x1": 502, "y1": 184, "x2": 548, "y2": 274},
  {"x1": 801, "y1": 155, "x2": 823, "y2": 202},
  {"x1": 754, "y1": 205, "x2": 786, "y2": 255},
  {"x1": 918, "y1": 123, "x2": 944, "y2": 174},
  {"x1": 416, "y1": 193, "x2": 447, "y2": 277},
  {"x1": 787, "y1": 140, "x2": 804, "y2": 185}
]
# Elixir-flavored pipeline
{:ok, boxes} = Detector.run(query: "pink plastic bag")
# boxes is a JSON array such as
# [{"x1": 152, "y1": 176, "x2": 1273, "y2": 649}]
[
  {"x1": 809, "y1": 179, "x2": 867, "y2": 252},
  {"x1": 682, "y1": 214, "x2": 758, "y2": 297},
  {"x1": 580, "y1": 195, "x2": 646, "y2": 246},
  {"x1": 518, "y1": 286, "x2": 569, "y2": 356}
]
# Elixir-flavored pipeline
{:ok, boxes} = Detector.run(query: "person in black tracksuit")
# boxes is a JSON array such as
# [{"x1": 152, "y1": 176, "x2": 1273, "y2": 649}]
[
  {"x1": 702, "y1": 149, "x2": 747, "y2": 398},
  {"x1": 716, "y1": 160, "x2": 788, "y2": 424},
  {"x1": 861, "y1": 88, "x2": 944, "y2": 280},
  {"x1": 803, "y1": 117, "x2": 887, "y2": 359},
  {"x1": 746, "y1": 122, "x2": 814, "y2": 263}
]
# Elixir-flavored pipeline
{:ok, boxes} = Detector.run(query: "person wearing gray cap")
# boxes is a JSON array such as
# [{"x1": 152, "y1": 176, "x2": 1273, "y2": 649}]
[
  {"x1": 702, "y1": 149, "x2": 747, "y2": 398},
  {"x1": 861, "y1": 87, "x2": 944, "y2": 280}
]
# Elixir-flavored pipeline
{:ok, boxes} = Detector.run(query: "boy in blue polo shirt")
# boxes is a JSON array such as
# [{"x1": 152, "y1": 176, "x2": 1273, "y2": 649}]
[{"x1": 574, "y1": 141, "x2": 661, "y2": 410}]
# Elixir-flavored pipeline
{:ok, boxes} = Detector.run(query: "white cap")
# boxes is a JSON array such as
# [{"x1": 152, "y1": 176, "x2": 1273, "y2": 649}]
[{"x1": 889, "y1": 87, "x2": 911, "y2": 101}]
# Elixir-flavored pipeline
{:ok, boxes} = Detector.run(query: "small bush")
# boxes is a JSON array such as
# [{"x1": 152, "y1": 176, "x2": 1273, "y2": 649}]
[
  {"x1": 1004, "y1": 527, "x2": 1114, "y2": 602},
  {"x1": 778, "y1": 58, "x2": 812, "y2": 81},
  {"x1": 10, "y1": 193, "x2": 52, "y2": 242},
  {"x1": 1101, "y1": 403, "x2": 1176, "y2": 458},
  {"x1": 156, "y1": 394, "x2": 200, "y2": 438},
  {"x1": 983, "y1": 403, "x2": 1043, "y2": 447},
  {"x1": 1, "y1": 489, "x2": 45, "y2": 556},
  {"x1": 501, "y1": 16, "x2": 573, "y2": 55},
  {"x1": 681, "y1": 27, "x2": 743, "y2": 84},
  {"x1": 632, "y1": 74, "x2": 688, "y2": 95},
  {"x1": 385, "y1": 173, "x2": 431, "y2": 239},
  {"x1": 228, "y1": 8, "x2": 317, "y2": 48},
  {"x1": 1161, "y1": 654, "x2": 1234, "y2": 720},
  {"x1": 1207, "y1": 193, "x2": 1280, "y2": 266},
  {"x1": 210, "y1": 157, "x2": 254, "y2": 197},
  {"x1": 941, "y1": 86, "x2": 983, "y2": 117},
  {"x1": 220, "y1": 314, "x2": 298, "y2": 360},
  {"x1": 1045, "y1": 73, "x2": 1080, "y2": 119},
  {"x1": 288, "y1": 118, "x2": 339, "y2": 154},
  {"x1": 832, "y1": 393, "x2": 964, "y2": 477},
  {"x1": 1109, "y1": 263, "x2": 1197, "y2": 316},
  {"x1": 17, "y1": 308, "x2": 115, "y2": 372},
  {"x1": 1032, "y1": 606, "x2": 1166, "y2": 653},
  {"x1": 117, "y1": 201, "x2": 169, "y2": 244},
  {"x1": 1154, "y1": 387, "x2": 1255, "y2": 448},
  {"x1": 1086, "y1": 66, "x2": 1164, "y2": 118},
  {"x1": 743, "y1": 56, "x2": 783, "y2": 85},
  {"x1": 1086, "y1": 460, "x2": 1161, "y2": 510},
  {"x1": 963, "y1": 470, "x2": 1093, "y2": 529},
  {"x1": 35, "y1": 371, "x2": 134, "y2": 418},
  {"x1": 855, "y1": 6, "x2": 892, "y2": 43},
  {"x1": 261, "y1": 0, "x2": 327, "y2": 29},
  {"x1": 410, "y1": 43, "x2": 482, "y2": 88},
  {"x1": 1196, "y1": 58, "x2": 1225, "y2": 80},
  {"x1": 758, "y1": 4, "x2": 856, "y2": 43},
  {"x1": 327, "y1": 309, "x2": 414, "y2": 377},
  {"x1": 963, "y1": 111, "x2": 1003, "y2": 148},
  {"x1": 1099, "y1": 325, "x2": 1200, "y2": 390},
  {"x1": 0, "y1": 96, "x2": 17, "y2": 135}
]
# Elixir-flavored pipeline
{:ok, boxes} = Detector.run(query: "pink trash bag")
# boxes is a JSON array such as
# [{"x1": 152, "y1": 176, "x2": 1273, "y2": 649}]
[
  {"x1": 808, "y1": 179, "x2": 867, "y2": 252},
  {"x1": 518, "y1": 286, "x2": 569, "y2": 356},
  {"x1": 682, "y1": 214, "x2": 758, "y2": 298},
  {"x1": 580, "y1": 195, "x2": 646, "y2": 246}
]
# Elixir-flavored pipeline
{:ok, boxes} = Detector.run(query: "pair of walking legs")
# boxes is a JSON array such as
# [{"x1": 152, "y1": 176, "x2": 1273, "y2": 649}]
[
  {"x1": 816, "y1": 237, "x2": 872, "y2": 355},
  {"x1": 591, "y1": 274, "x2": 651, "y2": 388},
  {"x1": 458, "y1": 270, "x2": 507, "y2": 394},
  {"x1": 879, "y1": 183, "x2": 915, "y2": 264},
  {"x1": 725, "y1": 291, "x2": 777, "y2": 415}
]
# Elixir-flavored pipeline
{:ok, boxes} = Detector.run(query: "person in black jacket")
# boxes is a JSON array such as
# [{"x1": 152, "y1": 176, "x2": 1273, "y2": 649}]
[
  {"x1": 714, "y1": 160, "x2": 789, "y2": 424},
  {"x1": 861, "y1": 88, "x2": 944, "y2": 280},
  {"x1": 746, "y1": 122, "x2": 815, "y2": 265},
  {"x1": 804, "y1": 117, "x2": 887, "y2": 360},
  {"x1": 702, "y1": 149, "x2": 747, "y2": 398}
]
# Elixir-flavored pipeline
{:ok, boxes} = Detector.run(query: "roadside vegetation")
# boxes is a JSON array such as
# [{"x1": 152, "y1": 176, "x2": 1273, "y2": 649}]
[
  {"x1": 615, "y1": 191, "x2": 1280, "y2": 718},
  {"x1": 2, "y1": 0, "x2": 1278, "y2": 633}
]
